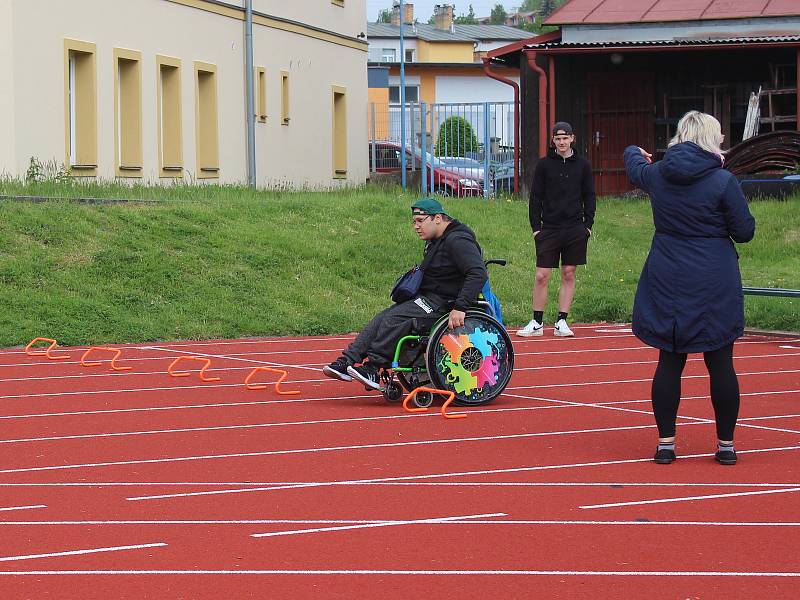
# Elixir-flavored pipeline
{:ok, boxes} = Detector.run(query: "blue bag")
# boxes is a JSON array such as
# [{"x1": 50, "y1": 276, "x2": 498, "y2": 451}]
[
  {"x1": 480, "y1": 280, "x2": 504, "y2": 324},
  {"x1": 391, "y1": 265, "x2": 423, "y2": 303}
]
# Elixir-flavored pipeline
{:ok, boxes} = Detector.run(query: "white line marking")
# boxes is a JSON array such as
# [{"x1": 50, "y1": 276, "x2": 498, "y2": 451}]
[
  {"x1": 779, "y1": 345, "x2": 800, "y2": 349},
  {"x1": 3, "y1": 518, "x2": 800, "y2": 527},
  {"x1": 2, "y1": 422, "x2": 667, "y2": 477},
  {"x1": 580, "y1": 487, "x2": 800, "y2": 510},
  {"x1": 142, "y1": 345, "x2": 321, "y2": 373},
  {"x1": 250, "y1": 512, "x2": 505, "y2": 538},
  {"x1": 0, "y1": 569, "x2": 797, "y2": 576},
  {"x1": 1, "y1": 481, "x2": 799, "y2": 489},
  {"x1": 0, "y1": 543, "x2": 166, "y2": 563},
  {"x1": 125, "y1": 444, "x2": 800, "y2": 502},
  {"x1": 0, "y1": 505, "x2": 46, "y2": 512},
  {"x1": 595, "y1": 328, "x2": 633, "y2": 333}
]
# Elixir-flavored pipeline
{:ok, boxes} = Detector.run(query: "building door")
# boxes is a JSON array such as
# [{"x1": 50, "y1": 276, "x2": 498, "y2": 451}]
[{"x1": 586, "y1": 72, "x2": 655, "y2": 196}]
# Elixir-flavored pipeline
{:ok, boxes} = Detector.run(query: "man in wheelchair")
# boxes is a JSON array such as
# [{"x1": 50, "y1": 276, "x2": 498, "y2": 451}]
[{"x1": 323, "y1": 198, "x2": 488, "y2": 391}]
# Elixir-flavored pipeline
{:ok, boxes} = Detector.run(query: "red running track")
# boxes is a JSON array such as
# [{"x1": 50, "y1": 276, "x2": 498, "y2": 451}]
[{"x1": 0, "y1": 326, "x2": 799, "y2": 598}]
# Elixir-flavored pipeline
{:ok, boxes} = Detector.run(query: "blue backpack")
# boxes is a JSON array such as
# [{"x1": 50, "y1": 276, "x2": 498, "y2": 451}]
[{"x1": 480, "y1": 280, "x2": 504, "y2": 324}]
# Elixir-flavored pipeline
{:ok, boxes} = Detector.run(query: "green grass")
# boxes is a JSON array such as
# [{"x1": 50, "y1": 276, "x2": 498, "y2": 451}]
[{"x1": 0, "y1": 178, "x2": 797, "y2": 347}]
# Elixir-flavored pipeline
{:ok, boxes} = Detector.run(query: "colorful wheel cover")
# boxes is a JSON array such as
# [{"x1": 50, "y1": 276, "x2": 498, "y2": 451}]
[{"x1": 427, "y1": 313, "x2": 513, "y2": 405}]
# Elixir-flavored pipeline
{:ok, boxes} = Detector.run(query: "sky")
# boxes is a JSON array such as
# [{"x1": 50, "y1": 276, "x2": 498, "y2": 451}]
[{"x1": 366, "y1": 1, "x2": 516, "y2": 23}]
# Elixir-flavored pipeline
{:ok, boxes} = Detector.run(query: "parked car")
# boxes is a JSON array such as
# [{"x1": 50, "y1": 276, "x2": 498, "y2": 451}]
[
  {"x1": 492, "y1": 160, "x2": 517, "y2": 194},
  {"x1": 368, "y1": 141, "x2": 483, "y2": 197}
]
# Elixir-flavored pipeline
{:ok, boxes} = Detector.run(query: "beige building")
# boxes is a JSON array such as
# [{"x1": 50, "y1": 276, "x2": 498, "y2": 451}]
[{"x1": 0, "y1": 0, "x2": 369, "y2": 188}]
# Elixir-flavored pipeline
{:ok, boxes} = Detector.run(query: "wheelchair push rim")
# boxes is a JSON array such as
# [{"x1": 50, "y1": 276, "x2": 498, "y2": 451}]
[{"x1": 425, "y1": 310, "x2": 514, "y2": 406}]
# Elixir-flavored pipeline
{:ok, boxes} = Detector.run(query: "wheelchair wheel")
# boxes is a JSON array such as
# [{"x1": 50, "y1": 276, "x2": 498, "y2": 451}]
[
  {"x1": 425, "y1": 310, "x2": 514, "y2": 406},
  {"x1": 382, "y1": 381, "x2": 404, "y2": 403}
]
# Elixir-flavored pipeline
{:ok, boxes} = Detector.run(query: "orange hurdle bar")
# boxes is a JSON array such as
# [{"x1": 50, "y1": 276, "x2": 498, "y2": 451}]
[
  {"x1": 25, "y1": 338, "x2": 70, "y2": 360},
  {"x1": 167, "y1": 356, "x2": 221, "y2": 382},
  {"x1": 402, "y1": 386, "x2": 465, "y2": 420},
  {"x1": 80, "y1": 347, "x2": 132, "y2": 371},
  {"x1": 244, "y1": 367, "x2": 300, "y2": 395}
]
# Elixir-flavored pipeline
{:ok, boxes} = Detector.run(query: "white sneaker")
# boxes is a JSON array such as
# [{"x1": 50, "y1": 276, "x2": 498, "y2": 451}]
[
  {"x1": 517, "y1": 319, "x2": 544, "y2": 337},
  {"x1": 554, "y1": 319, "x2": 574, "y2": 337}
]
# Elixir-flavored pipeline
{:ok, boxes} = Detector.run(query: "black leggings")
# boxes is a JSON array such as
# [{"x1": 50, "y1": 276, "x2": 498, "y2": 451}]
[{"x1": 651, "y1": 343, "x2": 740, "y2": 440}]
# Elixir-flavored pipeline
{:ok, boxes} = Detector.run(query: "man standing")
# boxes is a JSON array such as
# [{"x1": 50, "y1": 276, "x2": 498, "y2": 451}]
[
  {"x1": 323, "y1": 198, "x2": 488, "y2": 390},
  {"x1": 518, "y1": 121, "x2": 596, "y2": 338}
]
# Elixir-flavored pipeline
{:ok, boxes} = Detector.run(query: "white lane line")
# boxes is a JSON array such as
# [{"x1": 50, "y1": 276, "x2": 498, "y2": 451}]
[
  {"x1": 0, "y1": 569, "x2": 798, "y2": 576},
  {"x1": 2, "y1": 387, "x2": 797, "y2": 426},
  {"x1": 250, "y1": 512, "x2": 506, "y2": 539},
  {"x1": 580, "y1": 487, "x2": 800, "y2": 510},
  {"x1": 0, "y1": 393, "x2": 376, "y2": 421},
  {"x1": 3, "y1": 518, "x2": 800, "y2": 527},
  {"x1": 779, "y1": 345, "x2": 800, "y2": 349},
  {"x1": 503, "y1": 393, "x2": 800, "y2": 436},
  {"x1": 142, "y1": 345, "x2": 321, "y2": 374},
  {"x1": 0, "y1": 542, "x2": 167, "y2": 563},
  {"x1": 0, "y1": 505, "x2": 46, "y2": 512},
  {"x1": 2, "y1": 481, "x2": 800, "y2": 489},
  {"x1": 3, "y1": 364, "x2": 795, "y2": 404},
  {"x1": 125, "y1": 444, "x2": 800, "y2": 502},
  {"x1": 1, "y1": 422, "x2": 667, "y2": 477},
  {"x1": 511, "y1": 351, "x2": 800, "y2": 373},
  {"x1": 595, "y1": 328, "x2": 633, "y2": 333}
]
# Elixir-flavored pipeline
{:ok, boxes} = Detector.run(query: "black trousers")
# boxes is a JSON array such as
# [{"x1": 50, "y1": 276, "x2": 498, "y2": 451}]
[
  {"x1": 343, "y1": 296, "x2": 448, "y2": 367},
  {"x1": 651, "y1": 343, "x2": 740, "y2": 440}
]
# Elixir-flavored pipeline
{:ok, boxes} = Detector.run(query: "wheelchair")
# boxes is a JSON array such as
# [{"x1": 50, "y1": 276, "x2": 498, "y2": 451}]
[{"x1": 379, "y1": 260, "x2": 514, "y2": 408}]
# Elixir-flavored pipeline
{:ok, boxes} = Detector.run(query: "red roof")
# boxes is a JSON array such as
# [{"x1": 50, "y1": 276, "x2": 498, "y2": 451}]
[{"x1": 545, "y1": 0, "x2": 800, "y2": 25}]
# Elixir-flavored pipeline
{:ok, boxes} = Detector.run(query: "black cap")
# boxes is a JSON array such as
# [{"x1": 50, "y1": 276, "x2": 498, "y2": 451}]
[{"x1": 552, "y1": 121, "x2": 573, "y2": 135}]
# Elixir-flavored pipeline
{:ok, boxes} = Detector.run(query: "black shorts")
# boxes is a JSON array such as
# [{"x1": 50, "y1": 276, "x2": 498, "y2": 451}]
[{"x1": 535, "y1": 225, "x2": 590, "y2": 268}]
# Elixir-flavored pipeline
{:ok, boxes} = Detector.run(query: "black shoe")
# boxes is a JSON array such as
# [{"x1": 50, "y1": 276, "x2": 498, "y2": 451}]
[
  {"x1": 654, "y1": 448, "x2": 676, "y2": 464},
  {"x1": 347, "y1": 363, "x2": 381, "y2": 390},
  {"x1": 715, "y1": 449, "x2": 737, "y2": 465},
  {"x1": 322, "y1": 357, "x2": 352, "y2": 382}
]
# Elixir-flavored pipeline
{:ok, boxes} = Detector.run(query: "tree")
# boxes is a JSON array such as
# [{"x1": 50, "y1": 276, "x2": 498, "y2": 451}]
[
  {"x1": 376, "y1": 8, "x2": 391, "y2": 23},
  {"x1": 539, "y1": 0, "x2": 559, "y2": 19},
  {"x1": 454, "y1": 4, "x2": 477, "y2": 24},
  {"x1": 518, "y1": 0, "x2": 541, "y2": 11},
  {"x1": 437, "y1": 116, "x2": 479, "y2": 157},
  {"x1": 489, "y1": 3, "x2": 508, "y2": 24}
]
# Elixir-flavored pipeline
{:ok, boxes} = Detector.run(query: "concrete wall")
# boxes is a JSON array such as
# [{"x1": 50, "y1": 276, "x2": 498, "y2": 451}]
[
  {"x1": 0, "y1": 0, "x2": 15, "y2": 176},
  {"x1": 2, "y1": 0, "x2": 368, "y2": 188}
]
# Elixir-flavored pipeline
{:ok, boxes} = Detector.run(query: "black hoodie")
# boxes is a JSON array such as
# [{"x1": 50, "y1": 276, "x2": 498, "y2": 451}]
[
  {"x1": 529, "y1": 148, "x2": 596, "y2": 232},
  {"x1": 418, "y1": 220, "x2": 488, "y2": 312}
]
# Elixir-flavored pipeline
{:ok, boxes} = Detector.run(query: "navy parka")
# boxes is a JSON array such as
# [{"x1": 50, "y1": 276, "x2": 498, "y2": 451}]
[{"x1": 624, "y1": 142, "x2": 756, "y2": 353}]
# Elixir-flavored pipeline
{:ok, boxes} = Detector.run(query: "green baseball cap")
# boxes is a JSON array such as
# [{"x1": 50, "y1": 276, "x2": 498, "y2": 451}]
[{"x1": 411, "y1": 198, "x2": 450, "y2": 217}]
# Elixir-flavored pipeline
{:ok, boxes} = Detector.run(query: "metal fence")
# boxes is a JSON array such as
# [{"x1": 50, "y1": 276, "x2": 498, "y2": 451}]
[{"x1": 367, "y1": 101, "x2": 517, "y2": 198}]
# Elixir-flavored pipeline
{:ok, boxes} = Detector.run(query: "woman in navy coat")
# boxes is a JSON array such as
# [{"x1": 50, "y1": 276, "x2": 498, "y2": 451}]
[{"x1": 624, "y1": 110, "x2": 756, "y2": 466}]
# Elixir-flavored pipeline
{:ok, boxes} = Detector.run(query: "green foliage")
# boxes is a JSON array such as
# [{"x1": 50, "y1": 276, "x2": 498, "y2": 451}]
[
  {"x1": 25, "y1": 157, "x2": 71, "y2": 185},
  {"x1": 0, "y1": 179, "x2": 797, "y2": 347},
  {"x1": 376, "y1": 8, "x2": 391, "y2": 23},
  {"x1": 454, "y1": 4, "x2": 477, "y2": 24},
  {"x1": 489, "y1": 3, "x2": 508, "y2": 24},
  {"x1": 436, "y1": 116, "x2": 479, "y2": 157}
]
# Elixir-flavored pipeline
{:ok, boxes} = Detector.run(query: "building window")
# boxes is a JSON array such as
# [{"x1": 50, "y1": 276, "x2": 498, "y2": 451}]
[
  {"x1": 256, "y1": 67, "x2": 267, "y2": 122},
  {"x1": 381, "y1": 48, "x2": 396, "y2": 62},
  {"x1": 157, "y1": 55, "x2": 183, "y2": 178},
  {"x1": 389, "y1": 85, "x2": 419, "y2": 103},
  {"x1": 194, "y1": 61, "x2": 219, "y2": 178},
  {"x1": 63, "y1": 39, "x2": 97, "y2": 176},
  {"x1": 113, "y1": 49, "x2": 142, "y2": 177},
  {"x1": 332, "y1": 86, "x2": 347, "y2": 179},
  {"x1": 405, "y1": 49, "x2": 415, "y2": 63},
  {"x1": 281, "y1": 70, "x2": 290, "y2": 125}
]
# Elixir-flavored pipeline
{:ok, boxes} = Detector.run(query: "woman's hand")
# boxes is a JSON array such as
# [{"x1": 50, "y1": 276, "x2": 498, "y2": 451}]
[{"x1": 638, "y1": 147, "x2": 653, "y2": 163}]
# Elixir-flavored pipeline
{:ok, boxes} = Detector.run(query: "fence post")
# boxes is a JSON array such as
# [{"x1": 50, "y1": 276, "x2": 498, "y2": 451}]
[
  {"x1": 409, "y1": 102, "x2": 416, "y2": 171},
  {"x1": 420, "y1": 102, "x2": 428, "y2": 195},
  {"x1": 483, "y1": 102, "x2": 491, "y2": 199},
  {"x1": 370, "y1": 103, "x2": 377, "y2": 174}
]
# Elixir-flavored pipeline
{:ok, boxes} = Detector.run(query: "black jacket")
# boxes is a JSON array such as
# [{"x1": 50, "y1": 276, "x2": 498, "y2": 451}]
[
  {"x1": 419, "y1": 220, "x2": 488, "y2": 312},
  {"x1": 529, "y1": 148, "x2": 596, "y2": 232}
]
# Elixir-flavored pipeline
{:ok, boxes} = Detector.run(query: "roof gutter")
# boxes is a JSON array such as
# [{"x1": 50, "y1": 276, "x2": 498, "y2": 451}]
[
  {"x1": 524, "y1": 49, "x2": 548, "y2": 159},
  {"x1": 525, "y1": 40, "x2": 800, "y2": 54},
  {"x1": 481, "y1": 57, "x2": 519, "y2": 193}
]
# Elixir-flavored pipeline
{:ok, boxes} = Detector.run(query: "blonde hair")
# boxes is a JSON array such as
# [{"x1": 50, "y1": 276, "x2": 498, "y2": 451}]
[{"x1": 668, "y1": 110, "x2": 724, "y2": 155}]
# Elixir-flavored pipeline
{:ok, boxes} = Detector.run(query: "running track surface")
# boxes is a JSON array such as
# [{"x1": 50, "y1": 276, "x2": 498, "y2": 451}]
[{"x1": 1, "y1": 325, "x2": 799, "y2": 599}]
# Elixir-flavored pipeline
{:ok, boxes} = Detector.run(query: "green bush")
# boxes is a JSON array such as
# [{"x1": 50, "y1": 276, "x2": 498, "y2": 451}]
[{"x1": 436, "y1": 116, "x2": 478, "y2": 157}]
